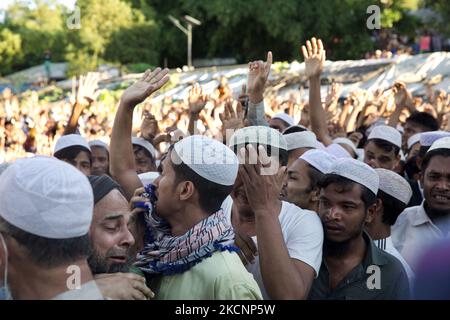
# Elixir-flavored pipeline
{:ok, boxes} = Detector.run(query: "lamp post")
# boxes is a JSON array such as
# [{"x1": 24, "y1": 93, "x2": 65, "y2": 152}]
[{"x1": 168, "y1": 15, "x2": 201, "y2": 69}]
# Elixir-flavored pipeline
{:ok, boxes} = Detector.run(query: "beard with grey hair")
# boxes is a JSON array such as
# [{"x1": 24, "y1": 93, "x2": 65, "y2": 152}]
[{"x1": 87, "y1": 246, "x2": 132, "y2": 275}]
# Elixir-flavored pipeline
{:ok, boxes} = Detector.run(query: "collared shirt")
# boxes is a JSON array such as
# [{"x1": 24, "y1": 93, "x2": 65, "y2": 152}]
[
  {"x1": 374, "y1": 236, "x2": 415, "y2": 285},
  {"x1": 308, "y1": 232, "x2": 410, "y2": 300},
  {"x1": 392, "y1": 202, "x2": 450, "y2": 271},
  {"x1": 52, "y1": 280, "x2": 104, "y2": 300}
]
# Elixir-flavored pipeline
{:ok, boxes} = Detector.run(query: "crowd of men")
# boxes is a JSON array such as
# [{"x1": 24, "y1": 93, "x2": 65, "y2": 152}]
[{"x1": 1, "y1": 37, "x2": 449, "y2": 300}]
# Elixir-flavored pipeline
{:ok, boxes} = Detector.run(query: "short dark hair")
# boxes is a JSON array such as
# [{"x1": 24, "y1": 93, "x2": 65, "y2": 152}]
[
  {"x1": 318, "y1": 174, "x2": 377, "y2": 209},
  {"x1": 366, "y1": 138, "x2": 400, "y2": 156},
  {"x1": 170, "y1": 152, "x2": 233, "y2": 214},
  {"x1": 231, "y1": 143, "x2": 289, "y2": 167},
  {"x1": 306, "y1": 164, "x2": 325, "y2": 192},
  {"x1": 54, "y1": 145, "x2": 92, "y2": 164},
  {"x1": 0, "y1": 217, "x2": 91, "y2": 268},
  {"x1": 406, "y1": 112, "x2": 439, "y2": 132},
  {"x1": 421, "y1": 148, "x2": 450, "y2": 172},
  {"x1": 377, "y1": 190, "x2": 407, "y2": 226},
  {"x1": 283, "y1": 126, "x2": 307, "y2": 134},
  {"x1": 133, "y1": 145, "x2": 155, "y2": 162}
]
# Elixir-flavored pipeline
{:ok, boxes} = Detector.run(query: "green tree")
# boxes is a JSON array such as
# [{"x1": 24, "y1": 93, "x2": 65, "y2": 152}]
[{"x1": 0, "y1": 28, "x2": 22, "y2": 75}]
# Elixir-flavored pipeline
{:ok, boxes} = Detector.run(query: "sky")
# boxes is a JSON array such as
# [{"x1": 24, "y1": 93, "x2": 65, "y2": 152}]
[{"x1": 0, "y1": 0, "x2": 77, "y2": 11}]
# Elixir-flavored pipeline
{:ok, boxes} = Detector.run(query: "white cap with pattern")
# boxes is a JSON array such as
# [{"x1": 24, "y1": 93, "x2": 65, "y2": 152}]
[
  {"x1": 375, "y1": 168, "x2": 412, "y2": 204},
  {"x1": 420, "y1": 131, "x2": 450, "y2": 147},
  {"x1": 173, "y1": 135, "x2": 239, "y2": 186},
  {"x1": 367, "y1": 125, "x2": 402, "y2": 148},
  {"x1": 272, "y1": 113, "x2": 294, "y2": 126},
  {"x1": 300, "y1": 149, "x2": 337, "y2": 174},
  {"x1": 427, "y1": 136, "x2": 450, "y2": 153},
  {"x1": 329, "y1": 158, "x2": 379, "y2": 195},
  {"x1": 326, "y1": 143, "x2": 352, "y2": 159},
  {"x1": 228, "y1": 126, "x2": 288, "y2": 151},
  {"x1": 89, "y1": 139, "x2": 109, "y2": 152},
  {"x1": 54, "y1": 134, "x2": 91, "y2": 154},
  {"x1": 284, "y1": 131, "x2": 320, "y2": 151},
  {"x1": 0, "y1": 156, "x2": 94, "y2": 239},
  {"x1": 333, "y1": 137, "x2": 357, "y2": 155}
]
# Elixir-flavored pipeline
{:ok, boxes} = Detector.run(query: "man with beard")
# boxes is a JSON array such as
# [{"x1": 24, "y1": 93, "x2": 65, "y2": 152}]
[
  {"x1": 392, "y1": 137, "x2": 450, "y2": 271},
  {"x1": 309, "y1": 158, "x2": 410, "y2": 299},
  {"x1": 87, "y1": 175, "x2": 153, "y2": 300}
]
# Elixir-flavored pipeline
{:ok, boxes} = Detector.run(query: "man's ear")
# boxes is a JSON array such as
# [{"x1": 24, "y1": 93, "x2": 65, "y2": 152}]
[
  {"x1": 179, "y1": 181, "x2": 195, "y2": 201},
  {"x1": 365, "y1": 198, "x2": 381, "y2": 224}
]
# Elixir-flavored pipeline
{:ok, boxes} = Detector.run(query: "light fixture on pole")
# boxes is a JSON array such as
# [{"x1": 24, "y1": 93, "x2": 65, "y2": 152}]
[{"x1": 168, "y1": 15, "x2": 201, "y2": 69}]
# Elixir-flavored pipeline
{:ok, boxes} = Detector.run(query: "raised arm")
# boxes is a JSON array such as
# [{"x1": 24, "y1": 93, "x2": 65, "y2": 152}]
[
  {"x1": 110, "y1": 68, "x2": 170, "y2": 200},
  {"x1": 64, "y1": 72, "x2": 99, "y2": 135},
  {"x1": 187, "y1": 83, "x2": 208, "y2": 135},
  {"x1": 302, "y1": 38, "x2": 332, "y2": 146},
  {"x1": 246, "y1": 52, "x2": 272, "y2": 126}
]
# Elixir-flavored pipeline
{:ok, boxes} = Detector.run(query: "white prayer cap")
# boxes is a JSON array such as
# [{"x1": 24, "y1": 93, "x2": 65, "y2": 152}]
[
  {"x1": 54, "y1": 134, "x2": 91, "y2": 154},
  {"x1": 89, "y1": 139, "x2": 109, "y2": 152},
  {"x1": 272, "y1": 113, "x2": 294, "y2": 126},
  {"x1": 300, "y1": 150, "x2": 337, "y2": 174},
  {"x1": 132, "y1": 137, "x2": 156, "y2": 158},
  {"x1": 229, "y1": 126, "x2": 288, "y2": 151},
  {"x1": 427, "y1": 137, "x2": 450, "y2": 153},
  {"x1": 367, "y1": 125, "x2": 402, "y2": 148},
  {"x1": 407, "y1": 133, "x2": 422, "y2": 150},
  {"x1": 420, "y1": 131, "x2": 450, "y2": 147},
  {"x1": 173, "y1": 135, "x2": 238, "y2": 186},
  {"x1": 326, "y1": 143, "x2": 352, "y2": 159},
  {"x1": 329, "y1": 158, "x2": 379, "y2": 195},
  {"x1": 0, "y1": 156, "x2": 94, "y2": 239},
  {"x1": 283, "y1": 125, "x2": 307, "y2": 133},
  {"x1": 375, "y1": 168, "x2": 412, "y2": 204},
  {"x1": 333, "y1": 137, "x2": 357, "y2": 155},
  {"x1": 284, "y1": 131, "x2": 320, "y2": 151},
  {"x1": 138, "y1": 171, "x2": 159, "y2": 185}
]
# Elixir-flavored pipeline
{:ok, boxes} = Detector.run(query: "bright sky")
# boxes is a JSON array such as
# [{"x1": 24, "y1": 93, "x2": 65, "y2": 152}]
[{"x1": 0, "y1": 0, "x2": 77, "y2": 11}]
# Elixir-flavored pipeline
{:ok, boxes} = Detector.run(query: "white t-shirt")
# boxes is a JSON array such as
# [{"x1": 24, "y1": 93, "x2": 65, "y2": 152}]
[{"x1": 221, "y1": 196, "x2": 324, "y2": 300}]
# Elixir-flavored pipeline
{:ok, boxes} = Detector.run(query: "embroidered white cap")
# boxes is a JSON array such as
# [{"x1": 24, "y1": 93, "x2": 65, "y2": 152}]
[
  {"x1": 0, "y1": 156, "x2": 94, "y2": 239},
  {"x1": 407, "y1": 133, "x2": 422, "y2": 150},
  {"x1": 333, "y1": 137, "x2": 357, "y2": 155},
  {"x1": 326, "y1": 143, "x2": 352, "y2": 158},
  {"x1": 54, "y1": 134, "x2": 91, "y2": 154},
  {"x1": 300, "y1": 149, "x2": 337, "y2": 174},
  {"x1": 272, "y1": 113, "x2": 294, "y2": 126},
  {"x1": 367, "y1": 125, "x2": 402, "y2": 148},
  {"x1": 375, "y1": 168, "x2": 412, "y2": 204},
  {"x1": 420, "y1": 131, "x2": 450, "y2": 147},
  {"x1": 329, "y1": 158, "x2": 379, "y2": 195},
  {"x1": 284, "y1": 131, "x2": 320, "y2": 151},
  {"x1": 173, "y1": 135, "x2": 239, "y2": 186},
  {"x1": 138, "y1": 171, "x2": 159, "y2": 186},
  {"x1": 427, "y1": 136, "x2": 450, "y2": 153},
  {"x1": 229, "y1": 126, "x2": 288, "y2": 151},
  {"x1": 132, "y1": 137, "x2": 156, "y2": 158}
]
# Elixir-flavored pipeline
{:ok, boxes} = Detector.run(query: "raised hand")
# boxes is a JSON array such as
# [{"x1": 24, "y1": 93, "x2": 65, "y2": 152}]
[
  {"x1": 70, "y1": 72, "x2": 100, "y2": 106},
  {"x1": 302, "y1": 37, "x2": 326, "y2": 79},
  {"x1": 140, "y1": 110, "x2": 159, "y2": 141},
  {"x1": 219, "y1": 99, "x2": 245, "y2": 133},
  {"x1": 120, "y1": 68, "x2": 170, "y2": 108},
  {"x1": 188, "y1": 83, "x2": 208, "y2": 115},
  {"x1": 247, "y1": 52, "x2": 272, "y2": 103}
]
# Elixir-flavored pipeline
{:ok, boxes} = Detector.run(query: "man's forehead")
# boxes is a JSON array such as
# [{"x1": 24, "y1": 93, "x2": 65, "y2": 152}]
[
  {"x1": 321, "y1": 182, "x2": 362, "y2": 199},
  {"x1": 426, "y1": 156, "x2": 450, "y2": 173}
]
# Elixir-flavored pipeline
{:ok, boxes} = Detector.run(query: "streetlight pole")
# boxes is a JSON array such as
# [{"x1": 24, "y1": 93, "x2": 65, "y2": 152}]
[{"x1": 168, "y1": 15, "x2": 201, "y2": 69}]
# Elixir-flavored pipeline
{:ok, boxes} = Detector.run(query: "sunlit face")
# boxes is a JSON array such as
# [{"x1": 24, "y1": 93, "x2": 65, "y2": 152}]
[
  {"x1": 91, "y1": 146, "x2": 109, "y2": 176},
  {"x1": 319, "y1": 183, "x2": 372, "y2": 243},
  {"x1": 88, "y1": 189, "x2": 135, "y2": 274},
  {"x1": 421, "y1": 156, "x2": 450, "y2": 212},
  {"x1": 282, "y1": 159, "x2": 314, "y2": 210},
  {"x1": 364, "y1": 141, "x2": 399, "y2": 170},
  {"x1": 133, "y1": 145, "x2": 156, "y2": 174},
  {"x1": 62, "y1": 151, "x2": 91, "y2": 176}
]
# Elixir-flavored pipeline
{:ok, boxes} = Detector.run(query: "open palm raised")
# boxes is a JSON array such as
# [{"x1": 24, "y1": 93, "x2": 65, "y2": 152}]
[{"x1": 301, "y1": 37, "x2": 326, "y2": 78}]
